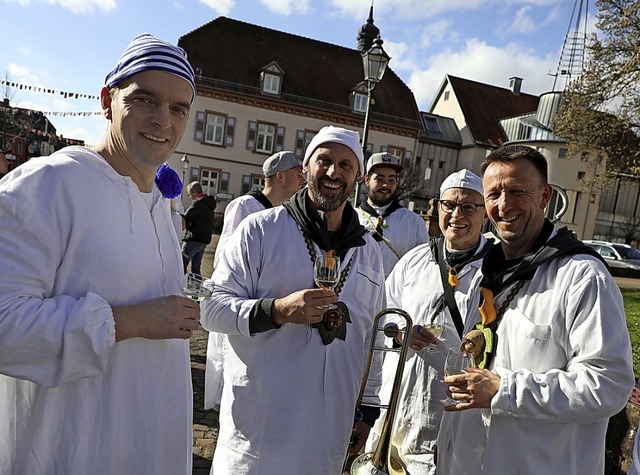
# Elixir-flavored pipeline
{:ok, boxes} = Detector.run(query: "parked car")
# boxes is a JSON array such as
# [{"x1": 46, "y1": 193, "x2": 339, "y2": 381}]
[{"x1": 583, "y1": 240, "x2": 640, "y2": 278}]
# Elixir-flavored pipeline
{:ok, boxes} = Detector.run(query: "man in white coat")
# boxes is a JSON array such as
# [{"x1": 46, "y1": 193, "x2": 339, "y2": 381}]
[
  {"x1": 0, "y1": 34, "x2": 200, "y2": 474},
  {"x1": 205, "y1": 150, "x2": 305, "y2": 411},
  {"x1": 201, "y1": 125, "x2": 386, "y2": 475},
  {"x1": 356, "y1": 152, "x2": 429, "y2": 277},
  {"x1": 365, "y1": 169, "x2": 489, "y2": 474},
  {"x1": 438, "y1": 145, "x2": 635, "y2": 475}
]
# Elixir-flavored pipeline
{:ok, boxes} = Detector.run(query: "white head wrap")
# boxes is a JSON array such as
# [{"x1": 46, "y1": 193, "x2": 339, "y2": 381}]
[
  {"x1": 303, "y1": 126, "x2": 364, "y2": 175},
  {"x1": 440, "y1": 169, "x2": 483, "y2": 196},
  {"x1": 105, "y1": 33, "x2": 196, "y2": 102}
]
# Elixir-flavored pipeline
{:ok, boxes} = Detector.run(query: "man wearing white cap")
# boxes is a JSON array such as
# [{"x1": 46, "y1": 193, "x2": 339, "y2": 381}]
[
  {"x1": 0, "y1": 34, "x2": 199, "y2": 474},
  {"x1": 205, "y1": 151, "x2": 305, "y2": 412},
  {"x1": 356, "y1": 152, "x2": 429, "y2": 277},
  {"x1": 201, "y1": 125, "x2": 385, "y2": 474},
  {"x1": 365, "y1": 169, "x2": 490, "y2": 474},
  {"x1": 439, "y1": 146, "x2": 633, "y2": 475}
]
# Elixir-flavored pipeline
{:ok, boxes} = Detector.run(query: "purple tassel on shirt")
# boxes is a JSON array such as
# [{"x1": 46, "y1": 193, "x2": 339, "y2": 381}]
[{"x1": 155, "y1": 163, "x2": 183, "y2": 199}]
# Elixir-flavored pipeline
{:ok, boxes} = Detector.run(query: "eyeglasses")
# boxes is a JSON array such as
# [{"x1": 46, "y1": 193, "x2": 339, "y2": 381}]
[{"x1": 439, "y1": 200, "x2": 484, "y2": 216}]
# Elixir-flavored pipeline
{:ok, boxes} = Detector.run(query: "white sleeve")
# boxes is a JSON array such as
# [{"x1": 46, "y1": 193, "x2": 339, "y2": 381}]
[
  {"x1": 0, "y1": 166, "x2": 115, "y2": 387},
  {"x1": 201, "y1": 217, "x2": 262, "y2": 336}
]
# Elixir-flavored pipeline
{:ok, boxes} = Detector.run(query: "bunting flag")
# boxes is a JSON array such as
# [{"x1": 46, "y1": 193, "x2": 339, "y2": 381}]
[{"x1": 0, "y1": 80, "x2": 99, "y2": 100}]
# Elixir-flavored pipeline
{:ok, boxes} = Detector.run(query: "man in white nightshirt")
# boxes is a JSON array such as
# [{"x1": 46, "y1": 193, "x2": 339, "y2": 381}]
[
  {"x1": 0, "y1": 34, "x2": 200, "y2": 475},
  {"x1": 365, "y1": 169, "x2": 490, "y2": 474},
  {"x1": 438, "y1": 145, "x2": 635, "y2": 475},
  {"x1": 356, "y1": 152, "x2": 429, "y2": 277},
  {"x1": 201, "y1": 126, "x2": 386, "y2": 475}
]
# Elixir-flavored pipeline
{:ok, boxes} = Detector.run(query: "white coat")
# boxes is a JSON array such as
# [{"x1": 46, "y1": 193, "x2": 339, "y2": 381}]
[
  {"x1": 201, "y1": 206, "x2": 385, "y2": 475},
  {"x1": 436, "y1": 233, "x2": 635, "y2": 475},
  {"x1": 0, "y1": 147, "x2": 192, "y2": 474},
  {"x1": 365, "y1": 238, "x2": 487, "y2": 474},
  {"x1": 356, "y1": 205, "x2": 429, "y2": 277}
]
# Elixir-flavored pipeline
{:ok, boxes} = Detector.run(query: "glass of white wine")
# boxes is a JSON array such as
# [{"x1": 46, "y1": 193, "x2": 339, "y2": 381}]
[
  {"x1": 181, "y1": 272, "x2": 212, "y2": 302},
  {"x1": 424, "y1": 311, "x2": 446, "y2": 352},
  {"x1": 313, "y1": 254, "x2": 340, "y2": 309},
  {"x1": 441, "y1": 347, "x2": 475, "y2": 405}
]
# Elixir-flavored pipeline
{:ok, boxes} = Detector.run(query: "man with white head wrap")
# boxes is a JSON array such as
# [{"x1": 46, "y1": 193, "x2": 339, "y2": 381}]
[
  {"x1": 365, "y1": 169, "x2": 491, "y2": 474},
  {"x1": 0, "y1": 33, "x2": 198, "y2": 474},
  {"x1": 201, "y1": 125, "x2": 386, "y2": 474}
]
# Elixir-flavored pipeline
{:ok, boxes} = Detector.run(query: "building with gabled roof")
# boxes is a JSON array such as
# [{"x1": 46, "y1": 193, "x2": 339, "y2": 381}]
[{"x1": 169, "y1": 15, "x2": 424, "y2": 214}]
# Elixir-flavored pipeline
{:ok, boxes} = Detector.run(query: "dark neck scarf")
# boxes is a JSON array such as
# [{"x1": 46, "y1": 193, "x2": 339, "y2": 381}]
[
  {"x1": 247, "y1": 189, "x2": 273, "y2": 209},
  {"x1": 359, "y1": 199, "x2": 403, "y2": 241},
  {"x1": 481, "y1": 220, "x2": 606, "y2": 295},
  {"x1": 283, "y1": 189, "x2": 367, "y2": 261}
]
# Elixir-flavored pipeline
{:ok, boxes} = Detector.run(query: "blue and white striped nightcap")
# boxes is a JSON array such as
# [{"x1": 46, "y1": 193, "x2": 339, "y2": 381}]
[{"x1": 104, "y1": 33, "x2": 196, "y2": 102}]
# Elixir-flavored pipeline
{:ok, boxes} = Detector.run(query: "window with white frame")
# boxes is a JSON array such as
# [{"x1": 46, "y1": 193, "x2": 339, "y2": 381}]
[
  {"x1": 353, "y1": 92, "x2": 367, "y2": 113},
  {"x1": 200, "y1": 169, "x2": 219, "y2": 196},
  {"x1": 194, "y1": 110, "x2": 235, "y2": 147},
  {"x1": 256, "y1": 123, "x2": 276, "y2": 153},
  {"x1": 252, "y1": 175, "x2": 265, "y2": 190},
  {"x1": 262, "y1": 73, "x2": 281, "y2": 95},
  {"x1": 204, "y1": 113, "x2": 226, "y2": 145}
]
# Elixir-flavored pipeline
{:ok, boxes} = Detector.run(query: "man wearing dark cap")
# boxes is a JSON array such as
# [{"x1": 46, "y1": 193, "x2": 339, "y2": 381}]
[
  {"x1": 356, "y1": 152, "x2": 430, "y2": 277},
  {"x1": 201, "y1": 125, "x2": 385, "y2": 474},
  {"x1": 206, "y1": 151, "x2": 304, "y2": 412},
  {"x1": 0, "y1": 33, "x2": 199, "y2": 474}
]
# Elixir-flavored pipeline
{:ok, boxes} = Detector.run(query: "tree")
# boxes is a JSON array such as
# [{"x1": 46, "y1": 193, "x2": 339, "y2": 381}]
[{"x1": 553, "y1": 0, "x2": 640, "y2": 176}]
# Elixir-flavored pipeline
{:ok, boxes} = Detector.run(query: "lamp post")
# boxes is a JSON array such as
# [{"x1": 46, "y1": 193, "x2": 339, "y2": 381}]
[
  {"x1": 354, "y1": 36, "x2": 391, "y2": 206},
  {"x1": 180, "y1": 154, "x2": 190, "y2": 185}
]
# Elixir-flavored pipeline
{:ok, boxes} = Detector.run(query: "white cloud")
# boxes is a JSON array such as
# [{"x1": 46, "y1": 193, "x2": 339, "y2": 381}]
[
  {"x1": 506, "y1": 6, "x2": 537, "y2": 35},
  {"x1": 408, "y1": 38, "x2": 557, "y2": 111},
  {"x1": 42, "y1": 0, "x2": 116, "y2": 14},
  {"x1": 420, "y1": 18, "x2": 451, "y2": 49},
  {"x1": 198, "y1": 0, "x2": 235, "y2": 15},
  {"x1": 6, "y1": 63, "x2": 47, "y2": 87},
  {"x1": 260, "y1": 0, "x2": 310, "y2": 15}
]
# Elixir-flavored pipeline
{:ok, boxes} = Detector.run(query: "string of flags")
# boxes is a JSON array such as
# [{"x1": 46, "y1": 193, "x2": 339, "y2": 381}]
[
  {"x1": 40, "y1": 111, "x2": 102, "y2": 117},
  {"x1": 0, "y1": 80, "x2": 99, "y2": 100}
]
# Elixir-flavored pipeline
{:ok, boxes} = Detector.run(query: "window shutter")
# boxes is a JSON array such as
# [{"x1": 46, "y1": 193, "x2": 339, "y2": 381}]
[
  {"x1": 295, "y1": 130, "x2": 305, "y2": 158},
  {"x1": 226, "y1": 117, "x2": 235, "y2": 147},
  {"x1": 246, "y1": 121, "x2": 257, "y2": 150},
  {"x1": 194, "y1": 111, "x2": 205, "y2": 142},
  {"x1": 275, "y1": 126, "x2": 285, "y2": 152}
]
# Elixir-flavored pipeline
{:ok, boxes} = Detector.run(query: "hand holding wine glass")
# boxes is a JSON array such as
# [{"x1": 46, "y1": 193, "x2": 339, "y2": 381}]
[
  {"x1": 441, "y1": 347, "x2": 475, "y2": 406},
  {"x1": 313, "y1": 253, "x2": 340, "y2": 309},
  {"x1": 424, "y1": 311, "x2": 446, "y2": 352},
  {"x1": 181, "y1": 272, "x2": 212, "y2": 302}
]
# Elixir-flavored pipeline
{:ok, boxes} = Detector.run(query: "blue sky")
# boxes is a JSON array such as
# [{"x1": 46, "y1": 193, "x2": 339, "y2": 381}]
[{"x1": 2, "y1": 0, "x2": 596, "y2": 146}]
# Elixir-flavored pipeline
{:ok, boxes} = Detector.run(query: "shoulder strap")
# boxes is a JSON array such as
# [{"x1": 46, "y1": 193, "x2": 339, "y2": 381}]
[
  {"x1": 429, "y1": 237, "x2": 464, "y2": 338},
  {"x1": 247, "y1": 189, "x2": 273, "y2": 209}
]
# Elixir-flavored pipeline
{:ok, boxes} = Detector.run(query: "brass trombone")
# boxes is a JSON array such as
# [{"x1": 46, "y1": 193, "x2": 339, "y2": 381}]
[{"x1": 346, "y1": 308, "x2": 413, "y2": 475}]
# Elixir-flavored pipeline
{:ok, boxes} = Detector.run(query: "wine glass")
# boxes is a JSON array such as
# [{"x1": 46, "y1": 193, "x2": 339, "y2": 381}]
[
  {"x1": 313, "y1": 254, "x2": 340, "y2": 309},
  {"x1": 424, "y1": 311, "x2": 446, "y2": 352},
  {"x1": 181, "y1": 272, "x2": 212, "y2": 301},
  {"x1": 441, "y1": 347, "x2": 475, "y2": 405}
]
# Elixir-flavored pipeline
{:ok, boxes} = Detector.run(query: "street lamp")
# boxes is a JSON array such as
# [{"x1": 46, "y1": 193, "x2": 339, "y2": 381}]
[
  {"x1": 354, "y1": 36, "x2": 391, "y2": 206},
  {"x1": 181, "y1": 154, "x2": 190, "y2": 185}
]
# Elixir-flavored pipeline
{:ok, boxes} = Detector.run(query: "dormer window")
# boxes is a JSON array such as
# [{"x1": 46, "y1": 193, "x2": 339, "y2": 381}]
[
  {"x1": 350, "y1": 83, "x2": 369, "y2": 113},
  {"x1": 260, "y1": 62, "x2": 284, "y2": 96},
  {"x1": 353, "y1": 93, "x2": 367, "y2": 113}
]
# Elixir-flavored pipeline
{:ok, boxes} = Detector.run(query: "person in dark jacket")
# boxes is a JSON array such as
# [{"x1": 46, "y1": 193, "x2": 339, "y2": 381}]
[{"x1": 182, "y1": 181, "x2": 216, "y2": 275}]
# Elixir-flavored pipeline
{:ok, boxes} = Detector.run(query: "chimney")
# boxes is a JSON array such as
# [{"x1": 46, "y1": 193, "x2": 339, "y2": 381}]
[{"x1": 509, "y1": 77, "x2": 522, "y2": 96}]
